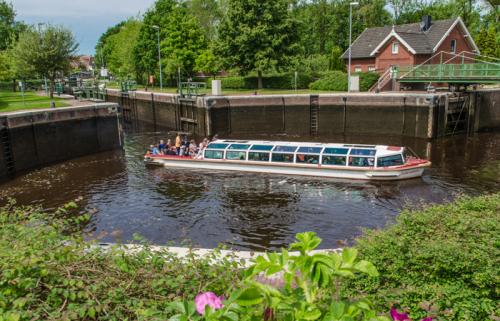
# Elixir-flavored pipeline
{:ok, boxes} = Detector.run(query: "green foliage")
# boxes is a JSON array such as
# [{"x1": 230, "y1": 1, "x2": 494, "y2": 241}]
[
  {"x1": 216, "y1": 0, "x2": 301, "y2": 85},
  {"x1": 291, "y1": 55, "x2": 330, "y2": 74},
  {"x1": 11, "y1": 24, "x2": 78, "y2": 98},
  {"x1": 102, "y1": 19, "x2": 142, "y2": 78},
  {"x1": 94, "y1": 20, "x2": 127, "y2": 70},
  {"x1": 344, "y1": 194, "x2": 500, "y2": 321},
  {"x1": 208, "y1": 74, "x2": 315, "y2": 90},
  {"x1": 0, "y1": 200, "x2": 244, "y2": 320},
  {"x1": 170, "y1": 232, "x2": 386, "y2": 321},
  {"x1": 475, "y1": 25, "x2": 500, "y2": 58},
  {"x1": 328, "y1": 47, "x2": 344, "y2": 72},
  {"x1": 0, "y1": 1, "x2": 15, "y2": 51},
  {"x1": 309, "y1": 72, "x2": 379, "y2": 92},
  {"x1": 196, "y1": 47, "x2": 221, "y2": 77}
]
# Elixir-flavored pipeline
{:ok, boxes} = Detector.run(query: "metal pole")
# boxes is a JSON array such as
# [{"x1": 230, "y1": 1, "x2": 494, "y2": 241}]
[
  {"x1": 348, "y1": 2, "x2": 358, "y2": 92},
  {"x1": 157, "y1": 29, "x2": 163, "y2": 91}
]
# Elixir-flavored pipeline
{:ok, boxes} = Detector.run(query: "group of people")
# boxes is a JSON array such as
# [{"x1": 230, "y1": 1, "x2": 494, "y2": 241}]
[{"x1": 149, "y1": 133, "x2": 218, "y2": 158}]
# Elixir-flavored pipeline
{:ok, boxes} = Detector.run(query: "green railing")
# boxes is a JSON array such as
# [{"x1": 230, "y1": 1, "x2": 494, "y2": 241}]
[{"x1": 396, "y1": 63, "x2": 500, "y2": 83}]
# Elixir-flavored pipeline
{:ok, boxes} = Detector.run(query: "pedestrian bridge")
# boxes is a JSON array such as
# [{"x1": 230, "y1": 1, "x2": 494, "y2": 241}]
[{"x1": 395, "y1": 51, "x2": 500, "y2": 85}]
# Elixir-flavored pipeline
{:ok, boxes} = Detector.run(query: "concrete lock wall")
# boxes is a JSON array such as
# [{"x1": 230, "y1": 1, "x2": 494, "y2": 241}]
[
  {"x1": 106, "y1": 89, "x2": 499, "y2": 139},
  {"x1": 0, "y1": 103, "x2": 122, "y2": 180}
]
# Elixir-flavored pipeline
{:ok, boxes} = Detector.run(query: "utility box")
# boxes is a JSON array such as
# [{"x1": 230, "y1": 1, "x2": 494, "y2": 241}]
[
  {"x1": 349, "y1": 75, "x2": 359, "y2": 92},
  {"x1": 212, "y1": 80, "x2": 222, "y2": 96}
]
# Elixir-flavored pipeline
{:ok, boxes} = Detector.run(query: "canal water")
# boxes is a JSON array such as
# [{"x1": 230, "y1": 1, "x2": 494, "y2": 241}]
[{"x1": 0, "y1": 130, "x2": 498, "y2": 251}]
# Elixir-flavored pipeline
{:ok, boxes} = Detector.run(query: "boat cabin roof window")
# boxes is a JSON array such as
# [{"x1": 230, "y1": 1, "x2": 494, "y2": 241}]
[
  {"x1": 272, "y1": 153, "x2": 294, "y2": 163},
  {"x1": 377, "y1": 154, "x2": 404, "y2": 167},
  {"x1": 250, "y1": 145, "x2": 274, "y2": 151},
  {"x1": 323, "y1": 147, "x2": 349, "y2": 155},
  {"x1": 298, "y1": 146, "x2": 323, "y2": 154},
  {"x1": 204, "y1": 150, "x2": 224, "y2": 159},
  {"x1": 349, "y1": 148, "x2": 376, "y2": 156},
  {"x1": 322, "y1": 155, "x2": 347, "y2": 166},
  {"x1": 208, "y1": 143, "x2": 230, "y2": 149},
  {"x1": 273, "y1": 145, "x2": 298, "y2": 153},
  {"x1": 228, "y1": 144, "x2": 251, "y2": 150},
  {"x1": 248, "y1": 152, "x2": 270, "y2": 162}
]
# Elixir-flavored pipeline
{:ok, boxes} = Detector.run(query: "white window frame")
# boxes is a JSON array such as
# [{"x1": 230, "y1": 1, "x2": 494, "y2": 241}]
[
  {"x1": 368, "y1": 66, "x2": 376, "y2": 72},
  {"x1": 451, "y1": 39, "x2": 457, "y2": 53},
  {"x1": 392, "y1": 42, "x2": 399, "y2": 54},
  {"x1": 354, "y1": 66, "x2": 362, "y2": 73}
]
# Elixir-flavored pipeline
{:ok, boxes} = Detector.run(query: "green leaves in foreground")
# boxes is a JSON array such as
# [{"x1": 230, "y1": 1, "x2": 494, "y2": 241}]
[{"x1": 171, "y1": 232, "x2": 384, "y2": 321}]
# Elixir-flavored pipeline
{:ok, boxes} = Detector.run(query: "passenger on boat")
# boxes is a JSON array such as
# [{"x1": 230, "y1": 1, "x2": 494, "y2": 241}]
[
  {"x1": 175, "y1": 133, "x2": 182, "y2": 155},
  {"x1": 166, "y1": 146, "x2": 177, "y2": 155},
  {"x1": 189, "y1": 139, "x2": 198, "y2": 157},
  {"x1": 158, "y1": 140, "x2": 166, "y2": 154},
  {"x1": 150, "y1": 145, "x2": 160, "y2": 155},
  {"x1": 196, "y1": 138, "x2": 209, "y2": 158},
  {"x1": 166, "y1": 138, "x2": 172, "y2": 149}
]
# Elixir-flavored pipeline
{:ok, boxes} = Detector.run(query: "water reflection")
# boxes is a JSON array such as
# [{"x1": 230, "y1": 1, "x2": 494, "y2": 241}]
[{"x1": 0, "y1": 130, "x2": 498, "y2": 251}]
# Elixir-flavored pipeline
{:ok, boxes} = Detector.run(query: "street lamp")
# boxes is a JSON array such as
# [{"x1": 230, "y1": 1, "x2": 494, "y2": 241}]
[
  {"x1": 348, "y1": 1, "x2": 359, "y2": 93},
  {"x1": 152, "y1": 25, "x2": 163, "y2": 90}
]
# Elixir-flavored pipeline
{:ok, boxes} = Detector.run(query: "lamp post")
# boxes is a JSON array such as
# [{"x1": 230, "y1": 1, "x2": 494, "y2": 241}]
[
  {"x1": 348, "y1": 2, "x2": 359, "y2": 93},
  {"x1": 152, "y1": 25, "x2": 163, "y2": 90}
]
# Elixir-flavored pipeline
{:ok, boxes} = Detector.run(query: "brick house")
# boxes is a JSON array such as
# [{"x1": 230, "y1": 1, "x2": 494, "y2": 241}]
[{"x1": 342, "y1": 16, "x2": 480, "y2": 75}]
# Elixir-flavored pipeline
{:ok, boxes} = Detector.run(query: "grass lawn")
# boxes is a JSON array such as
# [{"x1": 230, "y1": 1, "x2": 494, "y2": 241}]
[
  {"x1": 107, "y1": 83, "x2": 335, "y2": 95},
  {"x1": 0, "y1": 90, "x2": 69, "y2": 113}
]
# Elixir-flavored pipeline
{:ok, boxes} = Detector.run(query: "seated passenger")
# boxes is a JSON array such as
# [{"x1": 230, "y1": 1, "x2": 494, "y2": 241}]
[
  {"x1": 166, "y1": 146, "x2": 177, "y2": 155},
  {"x1": 158, "y1": 140, "x2": 166, "y2": 153},
  {"x1": 150, "y1": 145, "x2": 160, "y2": 155},
  {"x1": 189, "y1": 140, "x2": 197, "y2": 156},
  {"x1": 166, "y1": 138, "x2": 172, "y2": 149}
]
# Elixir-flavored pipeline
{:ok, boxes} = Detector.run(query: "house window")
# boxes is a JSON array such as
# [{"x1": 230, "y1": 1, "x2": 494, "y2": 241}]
[
  {"x1": 392, "y1": 42, "x2": 399, "y2": 54},
  {"x1": 354, "y1": 66, "x2": 362, "y2": 72},
  {"x1": 368, "y1": 66, "x2": 376, "y2": 72},
  {"x1": 451, "y1": 39, "x2": 457, "y2": 53}
]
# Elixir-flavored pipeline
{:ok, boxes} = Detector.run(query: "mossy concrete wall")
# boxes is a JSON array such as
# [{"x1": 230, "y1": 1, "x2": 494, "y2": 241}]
[{"x1": 0, "y1": 103, "x2": 122, "y2": 180}]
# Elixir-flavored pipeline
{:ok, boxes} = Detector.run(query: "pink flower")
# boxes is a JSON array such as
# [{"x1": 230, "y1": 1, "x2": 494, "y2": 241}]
[
  {"x1": 391, "y1": 308, "x2": 411, "y2": 321},
  {"x1": 421, "y1": 318, "x2": 433, "y2": 321},
  {"x1": 194, "y1": 292, "x2": 224, "y2": 315}
]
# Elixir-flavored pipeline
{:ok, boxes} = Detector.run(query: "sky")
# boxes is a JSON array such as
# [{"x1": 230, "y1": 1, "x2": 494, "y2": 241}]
[{"x1": 12, "y1": 0, "x2": 157, "y2": 55}]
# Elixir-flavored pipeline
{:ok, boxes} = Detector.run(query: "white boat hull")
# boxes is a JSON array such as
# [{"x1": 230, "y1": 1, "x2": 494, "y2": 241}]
[{"x1": 145, "y1": 157, "x2": 427, "y2": 181}]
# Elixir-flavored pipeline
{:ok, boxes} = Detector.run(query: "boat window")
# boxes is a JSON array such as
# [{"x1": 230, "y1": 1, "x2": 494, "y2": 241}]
[
  {"x1": 208, "y1": 143, "x2": 229, "y2": 149},
  {"x1": 271, "y1": 153, "x2": 294, "y2": 163},
  {"x1": 296, "y1": 154, "x2": 320, "y2": 164},
  {"x1": 298, "y1": 147, "x2": 323, "y2": 154},
  {"x1": 250, "y1": 145, "x2": 274, "y2": 151},
  {"x1": 322, "y1": 155, "x2": 346, "y2": 166},
  {"x1": 377, "y1": 154, "x2": 404, "y2": 167},
  {"x1": 349, "y1": 156, "x2": 375, "y2": 167},
  {"x1": 226, "y1": 151, "x2": 247, "y2": 160},
  {"x1": 350, "y1": 149, "x2": 376, "y2": 156},
  {"x1": 273, "y1": 145, "x2": 298, "y2": 153},
  {"x1": 323, "y1": 147, "x2": 349, "y2": 155},
  {"x1": 248, "y1": 152, "x2": 270, "y2": 162},
  {"x1": 204, "y1": 150, "x2": 224, "y2": 159},
  {"x1": 228, "y1": 144, "x2": 251, "y2": 150}
]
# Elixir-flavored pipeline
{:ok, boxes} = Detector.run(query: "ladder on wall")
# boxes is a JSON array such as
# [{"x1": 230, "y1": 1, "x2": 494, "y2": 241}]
[
  {"x1": 0, "y1": 119, "x2": 15, "y2": 175},
  {"x1": 310, "y1": 95, "x2": 319, "y2": 135}
]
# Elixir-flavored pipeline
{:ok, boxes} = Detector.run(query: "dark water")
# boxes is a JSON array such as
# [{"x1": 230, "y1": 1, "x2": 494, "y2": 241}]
[{"x1": 1, "y1": 130, "x2": 498, "y2": 251}]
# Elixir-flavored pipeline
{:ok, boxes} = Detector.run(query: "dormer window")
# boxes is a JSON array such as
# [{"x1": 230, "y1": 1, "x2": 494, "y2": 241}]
[
  {"x1": 451, "y1": 39, "x2": 456, "y2": 53},
  {"x1": 392, "y1": 42, "x2": 399, "y2": 54}
]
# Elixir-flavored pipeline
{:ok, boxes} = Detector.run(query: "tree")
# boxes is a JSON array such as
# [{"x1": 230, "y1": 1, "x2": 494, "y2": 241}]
[
  {"x1": 216, "y1": 0, "x2": 301, "y2": 88},
  {"x1": 328, "y1": 46, "x2": 344, "y2": 71},
  {"x1": 475, "y1": 25, "x2": 499, "y2": 58},
  {"x1": 102, "y1": 19, "x2": 142, "y2": 78},
  {"x1": 0, "y1": 1, "x2": 15, "y2": 50},
  {"x1": 12, "y1": 25, "x2": 78, "y2": 98},
  {"x1": 187, "y1": 0, "x2": 223, "y2": 41},
  {"x1": 195, "y1": 47, "x2": 221, "y2": 78},
  {"x1": 95, "y1": 21, "x2": 126, "y2": 70}
]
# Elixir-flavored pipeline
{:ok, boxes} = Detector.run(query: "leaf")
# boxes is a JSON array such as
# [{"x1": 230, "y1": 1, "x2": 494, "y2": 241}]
[
  {"x1": 329, "y1": 301, "x2": 346, "y2": 319},
  {"x1": 341, "y1": 248, "x2": 358, "y2": 265},
  {"x1": 354, "y1": 260, "x2": 379, "y2": 277},
  {"x1": 235, "y1": 287, "x2": 263, "y2": 307}
]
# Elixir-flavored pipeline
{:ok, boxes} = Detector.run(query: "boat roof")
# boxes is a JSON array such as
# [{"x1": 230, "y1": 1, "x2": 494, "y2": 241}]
[{"x1": 210, "y1": 140, "x2": 404, "y2": 157}]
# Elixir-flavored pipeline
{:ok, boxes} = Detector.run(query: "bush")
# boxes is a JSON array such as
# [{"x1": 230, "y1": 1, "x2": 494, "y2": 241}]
[
  {"x1": 0, "y1": 200, "x2": 244, "y2": 320},
  {"x1": 309, "y1": 71, "x2": 379, "y2": 92},
  {"x1": 344, "y1": 194, "x2": 500, "y2": 321},
  {"x1": 309, "y1": 71, "x2": 348, "y2": 91},
  {"x1": 205, "y1": 74, "x2": 314, "y2": 90}
]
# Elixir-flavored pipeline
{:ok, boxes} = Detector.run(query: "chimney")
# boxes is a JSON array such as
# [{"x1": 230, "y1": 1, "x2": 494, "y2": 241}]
[{"x1": 421, "y1": 15, "x2": 432, "y2": 32}]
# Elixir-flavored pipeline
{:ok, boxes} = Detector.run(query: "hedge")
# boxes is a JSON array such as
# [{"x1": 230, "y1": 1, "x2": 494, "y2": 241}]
[
  {"x1": 308, "y1": 71, "x2": 379, "y2": 91},
  {"x1": 202, "y1": 73, "x2": 315, "y2": 90},
  {"x1": 344, "y1": 194, "x2": 500, "y2": 321}
]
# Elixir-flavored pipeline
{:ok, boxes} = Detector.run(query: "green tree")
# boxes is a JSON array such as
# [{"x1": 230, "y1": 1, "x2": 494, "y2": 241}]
[
  {"x1": 94, "y1": 20, "x2": 126, "y2": 70},
  {"x1": 187, "y1": 0, "x2": 223, "y2": 41},
  {"x1": 12, "y1": 25, "x2": 78, "y2": 98},
  {"x1": 475, "y1": 25, "x2": 499, "y2": 58},
  {"x1": 217, "y1": 0, "x2": 301, "y2": 88},
  {"x1": 103, "y1": 19, "x2": 142, "y2": 77},
  {"x1": 195, "y1": 47, "x2": 220, "y2": 78},
  {"x1": 0, "y1": 0, "x2": 15, "y2": 51},
  {"x1": 328, "y1": 46, "x2": 344, "y2": 71}
]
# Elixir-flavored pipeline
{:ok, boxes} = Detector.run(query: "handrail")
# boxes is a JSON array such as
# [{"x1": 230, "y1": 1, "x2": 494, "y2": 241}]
[{"x1": 370, "y1": 68, "x2": 392, "y2": 92}]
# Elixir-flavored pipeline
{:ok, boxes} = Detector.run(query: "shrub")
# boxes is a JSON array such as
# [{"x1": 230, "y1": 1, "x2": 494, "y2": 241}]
[
  {"x1": 205, "y1": 74, "x2": 314, "y2": 90},
  {"x1": 309, "y1": 71, "x2": 348, "y2": 91},
  {"x1": 344, "y1": 194, "x2": 500, "y2": 321},
  {"x1": 357, "y1": 72, "x2": 380, "y2": 91},
  {"x1": 0, "y1": 200, "x2": 244, "y2": 320}
]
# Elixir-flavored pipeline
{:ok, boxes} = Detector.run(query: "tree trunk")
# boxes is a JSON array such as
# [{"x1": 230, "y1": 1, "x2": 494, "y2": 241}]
[
  {"x1": 257, "y1": 70, "x2": 263, "y2": 89},
  {"x1": 49, "y1": 78, "x2": 55, "y2": 99},
  {"x1": 12, "y1": 79, "x2": 16, "y2": 92}
]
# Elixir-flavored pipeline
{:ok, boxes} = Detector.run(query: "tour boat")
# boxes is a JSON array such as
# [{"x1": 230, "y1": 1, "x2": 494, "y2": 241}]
[{"x1": 144, "y1": 140, "x2": 431, "y2": 181}]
